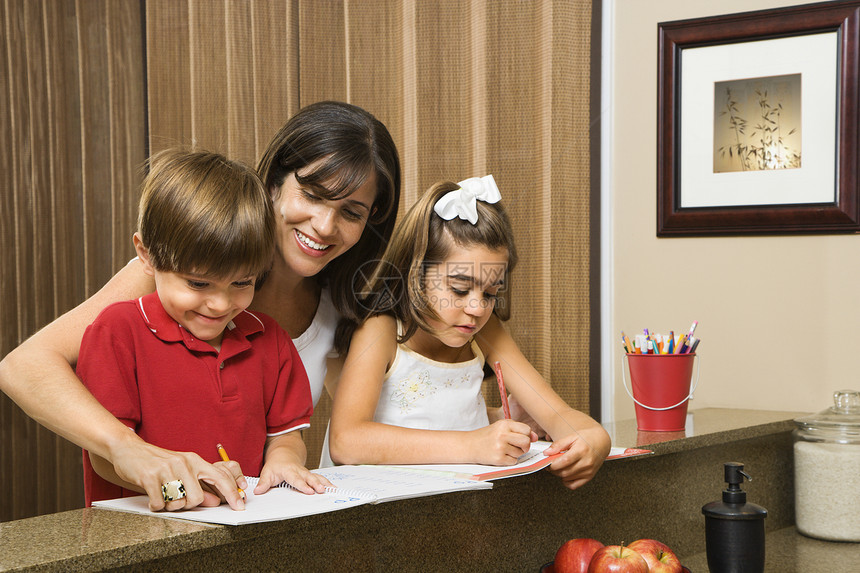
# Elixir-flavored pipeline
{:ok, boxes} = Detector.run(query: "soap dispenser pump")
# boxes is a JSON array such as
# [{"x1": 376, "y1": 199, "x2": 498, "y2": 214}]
[{"x1": 701, "y1": 462, "x2": 767, "y2": 573}]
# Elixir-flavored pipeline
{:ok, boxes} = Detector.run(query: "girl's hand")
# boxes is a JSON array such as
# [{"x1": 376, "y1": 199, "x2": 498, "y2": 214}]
[
  {"x1": 506, "y1": 393, "x2": 551, "y2": 440},
  {"x1": 544, "y1": 430, "x2": 609, "y2": 490},
  {"x1": 253, "y1": 462, "x2": 332, "y2": 495},
  {"x1": 469, "y1": 419, "x2": 536, "y2": 466}
]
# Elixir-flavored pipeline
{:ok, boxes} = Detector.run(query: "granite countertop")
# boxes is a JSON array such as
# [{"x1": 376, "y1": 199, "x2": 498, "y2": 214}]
[
  {"x1": 0, "y1": 408, "x2": 810, "y2": 572},
  {"x1": 604, "y1": 407, "x2": 808, "y2": 456},
  {"x1": 682, "y1": 526, "x2": 860, "y2": 572}
]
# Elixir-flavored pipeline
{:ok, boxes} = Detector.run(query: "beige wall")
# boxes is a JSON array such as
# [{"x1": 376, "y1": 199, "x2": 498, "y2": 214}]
[{"x1": 610, "y1": 0, "x2": 859, "y2": 422}]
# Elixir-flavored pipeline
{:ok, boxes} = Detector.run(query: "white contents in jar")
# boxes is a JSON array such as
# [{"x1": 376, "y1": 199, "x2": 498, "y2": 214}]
[{"x1": 795, "y1": 440, "x2": 860, "y2": 541}]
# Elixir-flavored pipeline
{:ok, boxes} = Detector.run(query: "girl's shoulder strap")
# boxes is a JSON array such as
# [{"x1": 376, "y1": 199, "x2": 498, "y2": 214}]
[{"x1": 470, "y1": 337, "x2": 485, "y2": 367}]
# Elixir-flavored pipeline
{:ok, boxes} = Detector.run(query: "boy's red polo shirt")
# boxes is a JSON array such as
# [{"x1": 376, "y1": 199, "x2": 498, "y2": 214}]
[{"x1": 78, "y1": 292, "x2": 312, "y2": 505}]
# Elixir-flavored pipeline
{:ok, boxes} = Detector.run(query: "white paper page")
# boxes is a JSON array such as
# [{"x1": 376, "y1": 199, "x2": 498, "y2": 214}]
[
  {"x1": 314, "y1": 464, "x2": 492, "y2": 503},
  {"x1": 386, "y1": 441, "x2": 556, "y2": 478},
  {"x1": 92, "y1": 484, "x2": 374, "y2": 526}
]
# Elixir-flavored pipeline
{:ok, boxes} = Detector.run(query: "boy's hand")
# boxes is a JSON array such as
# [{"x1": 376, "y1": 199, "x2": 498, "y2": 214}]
[
  {"x1": 469, "y1": 419, "x2": 537, "y2": 466},
  {"x1": 254, "y1": 431, "x2": 331, "y2": 495},
  {"x1": 254, "y1": 462, "x2": 332, "y2": 495}
]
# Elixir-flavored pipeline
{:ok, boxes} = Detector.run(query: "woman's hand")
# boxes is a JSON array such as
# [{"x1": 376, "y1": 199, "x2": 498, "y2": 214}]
[
  {"x1": 468, "y1": 419, "x2": 537, "y2": 466},
  {"x1": 108, "y1": 438, "x2": 247, "y2": 511},
  {"x1": 543, "y1": 428, "x2": 610, "y2": 490}
]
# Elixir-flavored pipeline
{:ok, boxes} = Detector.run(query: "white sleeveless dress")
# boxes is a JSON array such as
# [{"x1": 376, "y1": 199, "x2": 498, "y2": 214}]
[
  {"x1": 319, "y1": 325, "x2": 490, "y2": 467},
  {"x1": 373, "y1": 335, "x2": 490, "y2": 431}
]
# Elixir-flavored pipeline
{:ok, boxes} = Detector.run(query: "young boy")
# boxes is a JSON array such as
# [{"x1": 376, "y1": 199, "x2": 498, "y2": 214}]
[{"x1": 78, "y1": 149, "x2": 327, "y2": 507}]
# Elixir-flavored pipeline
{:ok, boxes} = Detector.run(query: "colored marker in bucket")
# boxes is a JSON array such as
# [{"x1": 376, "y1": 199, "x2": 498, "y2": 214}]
[
  {"x1": 621, "y1": 321, "x2": 700, "y2": 355},
  {"x1": 621, "y1": 322, "x2": 700, "y2": 431}
]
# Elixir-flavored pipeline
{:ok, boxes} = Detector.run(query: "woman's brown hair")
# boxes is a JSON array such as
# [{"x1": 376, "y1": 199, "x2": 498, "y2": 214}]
[{"x1": 256, "y1": 101, "x2": 401, "y2": 322}]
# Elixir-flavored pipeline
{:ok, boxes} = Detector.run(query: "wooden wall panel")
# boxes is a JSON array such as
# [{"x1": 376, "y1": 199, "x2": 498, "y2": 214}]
[
  {"x1": 146, "y1": 0, "x2": 193, "y2": 152},
  {"x1": 45, "y1": 0, "x2": 86, "y2": 320},
  {"x1": 147, "y1": 0, "x2": 298, "y2": 164},
  {"x1": 2, "y1": 0, "x2": 593, "y2": 520},
  {"x1": 0, "y1": 0, "x2": 15, "y2": 526},
  {"x1": 299, "y1": 0, "x2": 346, "y2": 103},
  {"x1": 189, "y1": 0, "x2": 228, "y2": 151},
  {"x1": 0, "y1": 0, "x2": 145, "y2": 523},
  {"x1": 250, "y1": 0, "x2": 300, "y2": 157},
  {"x1": 106, "y1": 0, "x2": 147, "y2": 267},
  {"x1": 4, "y1": 0, "x2": 41, "y2": 523}
]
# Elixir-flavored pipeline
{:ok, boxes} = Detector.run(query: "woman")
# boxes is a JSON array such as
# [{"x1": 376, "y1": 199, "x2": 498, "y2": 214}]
[{"x1": 0, "y1": 101, "x2": 400, "y2": 512}]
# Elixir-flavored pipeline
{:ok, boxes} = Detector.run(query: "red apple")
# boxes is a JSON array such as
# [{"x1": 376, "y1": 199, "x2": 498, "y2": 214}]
[
  {"x1": 586, "y1": 545, "x2": 648, "y2": 573},
  {"x1": 627, "y1": 539, "x2": 683, "y2": 573},
  {"x1": 554, "y1": 538, "x2": 605, "y2": 573}
]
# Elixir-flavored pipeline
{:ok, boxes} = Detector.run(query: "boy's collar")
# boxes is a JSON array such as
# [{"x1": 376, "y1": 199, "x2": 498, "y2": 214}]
[{"x1": 135, "y1": 292, "x2": 264, "y2": 350}]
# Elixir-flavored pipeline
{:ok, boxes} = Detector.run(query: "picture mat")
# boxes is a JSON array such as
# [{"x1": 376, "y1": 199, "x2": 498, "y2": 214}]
[{"x1": 680, "y1": 32, "x2": 837, "y2": 208}]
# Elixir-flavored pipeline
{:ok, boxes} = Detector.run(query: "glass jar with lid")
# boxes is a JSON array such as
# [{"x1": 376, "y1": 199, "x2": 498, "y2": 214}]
[{"x1": 794, "y1": 389, "x2": 860, "y2": 541}]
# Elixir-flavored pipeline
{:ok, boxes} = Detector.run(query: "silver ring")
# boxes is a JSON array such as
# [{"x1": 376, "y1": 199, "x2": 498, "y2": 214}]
[{"x1": 161, "y1": 479, "x2": 187, "y2": 502}]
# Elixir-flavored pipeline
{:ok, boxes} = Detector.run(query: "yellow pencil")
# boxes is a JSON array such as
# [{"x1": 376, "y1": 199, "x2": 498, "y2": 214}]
[
  {"x1": 673, "y1": 334, "x2": 687, "y2": 354},
  {"x1": 216, "y1": 443, "x2": 246, "y2": 500}
]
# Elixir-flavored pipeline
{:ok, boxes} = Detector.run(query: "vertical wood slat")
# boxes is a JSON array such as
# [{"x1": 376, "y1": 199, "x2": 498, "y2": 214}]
[
  {"x1": 411, "y1": 0, "x2": 474, "y2": 187},
  {"x1": 45, "y1": 0, "x2": 85, "y2": 322},
  {"x1": 0, "y1": 0, "x2": 145, "y2": 523},
  {"x1": 225, "y1": 1, "x2": 256, "y2": 162},
  {"x1": 22, "y1": 0, "x2": 60, "y2": 518},
  {"x1": 189, "y1": 0, "x2": 228, "y2": 154},
  {"x1": 547, "y1": 0, "x2": 592, "y2": 410},
  {"x1": 0, "y1": 0, "x2": 13, "y2": 526},
  {"x1": 5, "y1": 0, "x2": 38, "y2": 524},
  {"x1": 298, "y1": 0, "x2": 346, "y2": 104},
  {"x1": 147, "y1": 0, "x2": 192, "y2": 153},
  {"x1": 107, "y1": 0, "x2": 146, "y2": 270},
  {"x1": 250, "y1": 0, "x2": 299, "y2": 163},
  {"x1": 78, "y1": 0, "x2": 113, "y2": 293}
]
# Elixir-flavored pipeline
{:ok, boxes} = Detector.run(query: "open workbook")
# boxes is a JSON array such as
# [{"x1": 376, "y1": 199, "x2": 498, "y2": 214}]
[
  {"x1": 92, "y1": 464, "x2": 492, "y2": 526},
  {"x1": 383, "y1": 441, "x2": 653, "y2": 481},
  {"x1": 92, "y1": 443, "x2": 650, "y2": 525}
]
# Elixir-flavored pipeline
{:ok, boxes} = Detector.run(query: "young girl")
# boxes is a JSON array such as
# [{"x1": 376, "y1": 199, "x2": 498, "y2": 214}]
[{"x1": 329, "y1": 175, "x2": 611, "y2": 490}]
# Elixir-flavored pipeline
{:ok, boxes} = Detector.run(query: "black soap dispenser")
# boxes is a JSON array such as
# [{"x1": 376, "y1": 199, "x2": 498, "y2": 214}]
[{"x1": 701, "y1": 462, "x2": 767, "y2": 573}]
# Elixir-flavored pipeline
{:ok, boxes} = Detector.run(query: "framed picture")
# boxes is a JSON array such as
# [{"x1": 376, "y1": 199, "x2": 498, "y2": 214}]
[{"x1": 657, "y1": 1, "x2": 860, "y2": 236}]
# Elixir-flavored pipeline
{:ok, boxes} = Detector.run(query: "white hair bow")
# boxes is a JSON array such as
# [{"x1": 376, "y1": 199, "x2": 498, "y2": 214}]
[{"x1": 433, "y1": 174, "x2": 501, "y2": 225}]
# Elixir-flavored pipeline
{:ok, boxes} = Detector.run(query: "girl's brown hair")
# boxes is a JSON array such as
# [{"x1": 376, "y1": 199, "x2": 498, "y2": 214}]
[
  {"x1": 336, "y1": 180, "x2": 517, "y2": 352},
  {"x1": 138, "y1": 148, "x2": 275, "y2": 280}
]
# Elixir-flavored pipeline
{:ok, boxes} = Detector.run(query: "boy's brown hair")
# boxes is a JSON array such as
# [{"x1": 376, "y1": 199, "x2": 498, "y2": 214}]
[{"x1": 137, "y1": 149, "x2": 274, "y2": 279}]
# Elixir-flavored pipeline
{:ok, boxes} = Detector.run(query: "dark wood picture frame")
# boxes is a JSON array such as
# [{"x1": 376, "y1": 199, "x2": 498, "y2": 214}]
[{"x1": 657, "y1": 1, "x2": 860, "y2": 236}]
